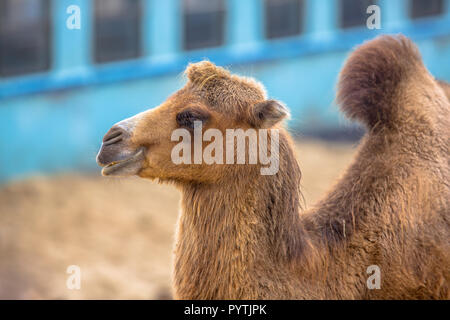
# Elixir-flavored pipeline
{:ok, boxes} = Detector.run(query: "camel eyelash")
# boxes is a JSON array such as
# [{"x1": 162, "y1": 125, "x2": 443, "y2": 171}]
[{"x1": 176, "y1": 109, "x2": 209, "y2": 130}]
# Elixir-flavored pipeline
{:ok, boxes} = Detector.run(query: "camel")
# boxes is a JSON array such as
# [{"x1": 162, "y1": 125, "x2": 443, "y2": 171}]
[{"x1": 96, "y1": 35, "x2": 449, "y2": 299}]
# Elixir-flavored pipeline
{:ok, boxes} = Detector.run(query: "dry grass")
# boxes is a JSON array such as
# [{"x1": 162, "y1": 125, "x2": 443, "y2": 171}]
[{"x1": 0, "y1": 140, "x2": 357, "y2": 299}]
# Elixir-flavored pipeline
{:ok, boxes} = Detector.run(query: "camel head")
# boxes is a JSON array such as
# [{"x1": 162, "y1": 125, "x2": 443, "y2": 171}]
[{"x1": 96, "y1": 61, "x2": 289, "y2": 183}]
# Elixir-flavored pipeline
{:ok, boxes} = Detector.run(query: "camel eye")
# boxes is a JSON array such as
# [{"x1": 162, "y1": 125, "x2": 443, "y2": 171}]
[{"x1": 176, "y1": 109, "x2": 209, "y2": 130}]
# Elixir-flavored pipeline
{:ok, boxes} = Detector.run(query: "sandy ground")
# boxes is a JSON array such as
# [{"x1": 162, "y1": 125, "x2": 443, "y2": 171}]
[{"x1": 0, "y1": 140, "x2": 357, "y2": 299}]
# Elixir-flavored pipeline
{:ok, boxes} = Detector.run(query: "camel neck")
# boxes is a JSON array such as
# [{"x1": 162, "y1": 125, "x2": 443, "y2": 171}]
[
  {"x1": 174, "y1": 138, "x2": 306, "y2": 298},
  {"x1": 181, "y1": 174, "x2": 304, "y2": 254}
]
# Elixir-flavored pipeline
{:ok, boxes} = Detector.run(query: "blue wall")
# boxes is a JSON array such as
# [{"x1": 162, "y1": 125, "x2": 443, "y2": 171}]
[{"x1": 1, "y1": 0, "x2": 450, "y2": 182}]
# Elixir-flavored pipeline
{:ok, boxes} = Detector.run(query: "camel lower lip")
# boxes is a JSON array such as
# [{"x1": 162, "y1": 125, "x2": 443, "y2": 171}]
[{"x1": 102, "y1": 148, "x2": 145, "y2": 176}]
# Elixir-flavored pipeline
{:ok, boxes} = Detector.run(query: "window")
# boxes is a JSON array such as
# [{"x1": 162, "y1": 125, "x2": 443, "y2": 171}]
[
  {"x1": 265, "y1": 0, "x2": 303, "y2": 39},
  {"x1": 94, "y1": 0, "x2": 141, "y2": 63},
  {"x1": 0, "y1": 0, "x2": 51, "y2": 77},
  {"x1": 339, "y1": 0, "x2": 378, "y2": 29},
  {"x1": 410, "y1": 0, "x2": 444, "y2": 19},
  {"x1": 183, "y1": 0, "x2": 226, "y2": 51}
]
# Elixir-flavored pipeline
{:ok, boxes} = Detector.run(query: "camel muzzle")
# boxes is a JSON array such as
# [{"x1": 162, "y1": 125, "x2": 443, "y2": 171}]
[{"x1": 96, "y1": 123, "x2": 146, "y2": 177}]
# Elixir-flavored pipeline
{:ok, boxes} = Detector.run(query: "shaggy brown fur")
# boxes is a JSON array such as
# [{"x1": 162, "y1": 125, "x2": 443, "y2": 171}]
[
  {"x1": 438, "y1": 80, "x2": 450, "y2": 101},
  {"x1": 98, "y1": 35, "x2": 449, "y2": 299}
]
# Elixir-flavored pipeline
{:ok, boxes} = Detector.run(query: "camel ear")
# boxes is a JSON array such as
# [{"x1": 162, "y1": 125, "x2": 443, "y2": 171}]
[{"x1": 251, "y1": 100, "x2": 289, "y2": 128}]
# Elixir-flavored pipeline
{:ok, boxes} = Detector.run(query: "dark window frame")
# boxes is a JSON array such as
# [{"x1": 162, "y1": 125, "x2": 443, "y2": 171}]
[
  {"x1": 409, "y1": 0, "x2": 444, "y2": 20},
  {"x1": 264, "y1": 0, "x2": 304, "y2": 40},
  {"x1": 182, "y1": 0, "x2": 227, "y2": 51},
  {"x1": 0, "y1": 0, "x2": 52, "y2": 78},
  {"x1": 93, "y1": 0, "x2": 142, "y2": 64}
]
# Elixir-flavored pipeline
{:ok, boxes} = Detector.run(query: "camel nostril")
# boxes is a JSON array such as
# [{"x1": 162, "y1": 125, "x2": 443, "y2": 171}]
[
  {"x1": 103, "y1": 135, "x2": 123, "y2": 146},
  {"x1": 103, "y1": 128, "x2": 124, "y2": 146}
]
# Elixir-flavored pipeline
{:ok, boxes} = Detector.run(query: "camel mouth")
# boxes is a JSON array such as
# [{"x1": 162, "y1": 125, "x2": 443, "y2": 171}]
[{"x1": 101, "y1": 147, "x2": 146, "y2": 177}]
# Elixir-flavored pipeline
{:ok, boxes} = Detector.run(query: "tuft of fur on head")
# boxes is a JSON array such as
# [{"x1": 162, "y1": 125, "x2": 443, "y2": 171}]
[
  {"x1": 337, "y1": 35, "x2": 425, "y2": 128},
  {"x1": 185, "y1": 61, "x2": 267, "y2": 116},
  {"x1": 186, "y1": 61, "x2": 231, "y2": 89}
]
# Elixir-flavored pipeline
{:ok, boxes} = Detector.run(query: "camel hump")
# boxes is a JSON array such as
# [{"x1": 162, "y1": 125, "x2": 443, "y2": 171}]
[{"x1": 336, "y1": 35, "x2": 424, "y2": 128}]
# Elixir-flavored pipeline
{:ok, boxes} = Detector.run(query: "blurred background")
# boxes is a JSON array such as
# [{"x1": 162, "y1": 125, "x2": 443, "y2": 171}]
[{"x1": 0, "y1": 0, "x2": 449, "y2": 299}]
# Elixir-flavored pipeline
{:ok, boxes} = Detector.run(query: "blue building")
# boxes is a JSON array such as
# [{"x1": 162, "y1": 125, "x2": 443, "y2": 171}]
[{"x1": 0, "y1": 0, "x2": 449, "y2": 182}]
